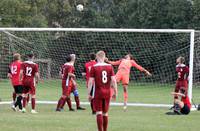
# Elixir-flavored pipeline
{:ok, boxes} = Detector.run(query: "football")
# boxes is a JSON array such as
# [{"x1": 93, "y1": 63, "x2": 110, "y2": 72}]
[{"x1": 76, "y1": 4, "x2": 84, "y2": 11}]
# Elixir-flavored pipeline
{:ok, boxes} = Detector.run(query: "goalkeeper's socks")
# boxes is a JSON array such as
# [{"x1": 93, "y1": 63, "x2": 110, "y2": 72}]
[
  {"x1": 31, "y1": 98, "x2": 36, "y2": 110},
  {"x1": 103, "y1": 115, "x2": 108, "y2": 131},
  {"x1": 123, "y1": 92, "x2": 128, "y2": 103},
  {"x1": 96, "y1": 114, "x2": 103, "y2": 131}
]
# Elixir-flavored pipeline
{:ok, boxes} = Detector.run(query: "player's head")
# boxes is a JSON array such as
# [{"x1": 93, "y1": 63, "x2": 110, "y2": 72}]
[
  {"x1": 96, "y1": 51, "x2": 106, "y2": 62},
  {"x1": 27, "y1": 51, "x2": 34, "y2": 59},
  {"x1": 176, "y1": 56, "x2": 185, "y2": 64},
  {"x1": 125, "y1": 54, "x2": 134, "y2": 60},
  {"x1": 66, "y1": 55, "x2": 72, "y2": 62},
  {"x1": 13, "y1": 53, "x2": 21, "y2": 61},
  {"x1": 90, "y1": 53, "x2": 96, "y2": 60},
  {"x1": 70, "y1": 54, "x2": 76, "y2": 62}
]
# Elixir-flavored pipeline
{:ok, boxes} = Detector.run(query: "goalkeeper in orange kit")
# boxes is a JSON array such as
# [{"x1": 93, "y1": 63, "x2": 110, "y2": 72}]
[{"x1": 106, "y1": 54, "x2": 152, "y2": 110}]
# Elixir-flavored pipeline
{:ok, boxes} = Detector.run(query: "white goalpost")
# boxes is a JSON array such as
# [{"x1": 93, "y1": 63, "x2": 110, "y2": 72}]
[{"x1": 0, "y1": 28, "x2": 196, "y2": 109}]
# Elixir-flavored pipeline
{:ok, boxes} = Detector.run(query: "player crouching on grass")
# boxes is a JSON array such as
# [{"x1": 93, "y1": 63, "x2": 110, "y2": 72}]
[
  {"x1": 171, "y1": 87, "x2": 191, "y2": 115},
  {"x1": 88, "y1": 51, "x2": 117, "y2": 131},
  {"x1": 8, "y1": 53, "x2": 23, "y2": 111},
  {"x1": 20, "y1": 52, "x2": 39, "y2": 113},
  {"x1": 56, "y1": 54, "x2": 85, "y2": 111}
]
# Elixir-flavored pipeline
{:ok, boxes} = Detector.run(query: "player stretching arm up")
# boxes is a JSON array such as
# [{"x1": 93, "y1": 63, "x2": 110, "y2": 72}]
[
  {"x1": 88, "y1": 51, "x2": 117, "y2": 131},
  {"x1": 106, "y1": 54, "x2": 151, "y2": 110}
]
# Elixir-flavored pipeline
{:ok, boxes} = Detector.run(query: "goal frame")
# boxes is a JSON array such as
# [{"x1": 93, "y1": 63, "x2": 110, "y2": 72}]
[{"x1": 0, "y1": 28, "x2": 195, "y2": 102}]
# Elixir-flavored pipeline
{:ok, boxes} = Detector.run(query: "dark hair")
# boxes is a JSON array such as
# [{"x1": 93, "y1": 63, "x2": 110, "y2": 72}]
[
  {"x1": 90, "y1": 53, "x2": 96, "y2": 60},
  {"x1": 66, "y1": 55, "x2": 72, "y2": 62},
  {"x1": 126, "y1": 53, "x2": 134, "y2": 60},
  {"x1": 27, "y1": 51, "x2": 34, "y2": 58}
]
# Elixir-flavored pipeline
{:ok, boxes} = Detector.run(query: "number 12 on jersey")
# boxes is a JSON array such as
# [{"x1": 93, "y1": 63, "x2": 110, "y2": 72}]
[{"x1": 26, "y1": 67, "x2": 32, "y2": 76}]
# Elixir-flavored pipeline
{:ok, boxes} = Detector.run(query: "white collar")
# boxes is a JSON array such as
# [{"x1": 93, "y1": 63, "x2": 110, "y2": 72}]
[{"x1": 176, "y1": 64, "x2": 186, "y2": 67}]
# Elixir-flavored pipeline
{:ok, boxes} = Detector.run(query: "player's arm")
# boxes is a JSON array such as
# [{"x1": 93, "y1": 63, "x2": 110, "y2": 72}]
[
  {"x1": 68, "y1": 67, "x2": 76, "y2": 78},
  {"x1": 35, "y1": 72, "x2": 39, "y2": 84},
  {"x1": 7, "y1": 67, "x2": 12, "y2": 79},
  {"x1": 107, "y1": 59, "x2": 121, "y2": 66},
  {"x1": 81, "y1": 64, "x2": 86, "y2": 76},
  {"x1": 59, "y1": 67, "x2": 63, "y2": 79},
  {"x1": 171, "y1": 92, "x2": 185, "y2": 97},
  {"x1": 68, "y1": 72, "x2": 75, "y2": 78},
  {"x1": 35, "y1": 64, "x2": 40, "y2": 84},
  {"x1": 88, "y1": 77, "x2": 94, "y2": 101},
  {"x1": 111, "y1": 76, "x2": 118, "y2": 101},
  {"x1": 19, "y1": 69, "x2": 23, "y2": 82},
  {"x1": 131, "y1": 60, "x2": 152, "y2": 76}
]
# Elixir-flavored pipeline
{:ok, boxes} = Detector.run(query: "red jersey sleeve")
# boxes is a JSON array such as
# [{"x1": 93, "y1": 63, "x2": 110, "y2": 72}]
[
  {"x1": 111, "y1": 66, "x2": 115, "y2": 76},
  {"x1": 131, "y1": 60, "x2": 144, "y2": 72},
  {"x1": 90, "y1": 66, "x2": 95, "y2": 78}
]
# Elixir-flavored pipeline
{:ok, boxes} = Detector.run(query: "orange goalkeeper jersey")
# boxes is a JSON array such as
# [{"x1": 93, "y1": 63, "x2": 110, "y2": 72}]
[{"x1": 108, "y1": 59, "x2": 144, "y2": 74}]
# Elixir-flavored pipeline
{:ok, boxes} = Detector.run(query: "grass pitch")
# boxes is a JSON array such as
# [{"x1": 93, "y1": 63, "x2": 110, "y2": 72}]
[{"x1": 0, "y1": 79, "x2": 200, "y2": 131}]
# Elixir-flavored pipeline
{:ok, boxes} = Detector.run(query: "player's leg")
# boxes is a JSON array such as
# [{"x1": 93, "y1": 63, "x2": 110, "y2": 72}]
[
  {"x1": 90, "y1": 85, "x2": 95, "y2": 114},
  {"x1": 174, "y1": 99, "x2": 184, "y2": 114},
  {"x1": 12, "y1": 91, "x2": 16, "y2": 106},
  {"x1": 22, "y1": 86, "x2": 29, "y2": 113},
  {"x1": 102, "y1": 99, "x2": 110, "y2": 131},
  {"x1": 56, "y1": 81, "x2": 68, "y2": 111},
  {"x1": 11, "y1": 86, "x2": 17, "y2": 111},
  {"x1": 94, "y1": 98, "x2": 103, "y2": 131},
  {"x1": 72, "y1": 86, "x2": 85, "y2": 110},
  {"x1": 65, "y1": 85, "x2": 74, "y2": 111},
  {"x1": 26, "y1": 93, "x2": 30, "y2": 106},
  {"x1": 30, "y1": 86, "x2": 37, "y2": 113},
  {"x1": 13, "y1": 85, "x2": 23, "y2": 111},
  {"x1": 174, "y1": 81, "x2": 180, "y2": 100},
  {"x1": 122, "y1": 74, "x2": 130, "y2": 110}
]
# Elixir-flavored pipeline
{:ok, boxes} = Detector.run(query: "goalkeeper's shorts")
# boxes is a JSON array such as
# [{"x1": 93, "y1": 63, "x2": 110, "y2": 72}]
[{"x1": 115, "y1": 71, "x2": 129, "y2": 85}]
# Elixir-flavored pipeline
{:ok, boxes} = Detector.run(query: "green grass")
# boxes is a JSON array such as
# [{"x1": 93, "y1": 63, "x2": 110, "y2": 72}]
[{"x1": 0, "y1": 79, "x2": 200, "y2": 131}]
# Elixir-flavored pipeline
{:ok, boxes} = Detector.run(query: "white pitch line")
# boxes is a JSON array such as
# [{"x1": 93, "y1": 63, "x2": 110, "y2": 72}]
[
  {"x1": 0, "y1": 101, "x2": 172, "y2": 108},
  {"x1": 0, "y1": 101, "x2": 197, "y2": 110}
]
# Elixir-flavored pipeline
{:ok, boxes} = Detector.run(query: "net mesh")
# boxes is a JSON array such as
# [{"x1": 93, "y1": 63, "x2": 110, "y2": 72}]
[{"x1": 0, "y1": 29, "x2": 199, "y2": 105}]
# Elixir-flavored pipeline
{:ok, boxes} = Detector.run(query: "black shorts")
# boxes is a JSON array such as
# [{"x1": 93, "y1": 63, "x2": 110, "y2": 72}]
[
  {"x1": 13, "y1": 85, "x2": 23, "y2": 94},
  {"x1": 180, "y1": 104, "x2": 190, "y2": 115}
]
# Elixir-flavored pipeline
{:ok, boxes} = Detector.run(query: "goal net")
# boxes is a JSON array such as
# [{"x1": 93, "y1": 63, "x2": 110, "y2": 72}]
[{"x1": 0, "y1": 28, "x2": 199, "y2": 108}]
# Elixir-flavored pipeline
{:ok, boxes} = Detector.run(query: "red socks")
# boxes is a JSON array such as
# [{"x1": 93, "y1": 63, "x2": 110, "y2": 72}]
[
  {"x1": 56, "y1": 97, "x2": 65, "y2": 110},
  {"x1": 96, "y1": 114, "x2": 103, "y2": 131},
  {"x1": 103, "y1": 115, "x2": 108, "y2": 131},
  {"x1": 66, "y1": 98, "x2": 72, "y2": 110},
  {"x1": 23, "y1": 97, "x2": 27, "y2": 108},
  {"x1": 75, "y1": 96, "x2": 80, "y2": 108},
  {"x1": 31, "y1": 98, "x2": 35, "y2": 110},
  {"x1": 60, "y1": 98, "x2": 66, "y2": 109}
]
